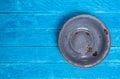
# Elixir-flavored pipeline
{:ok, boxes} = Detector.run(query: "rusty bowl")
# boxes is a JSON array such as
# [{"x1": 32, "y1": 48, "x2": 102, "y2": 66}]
[{"x1": 58, "y1": 14, "x2": 111, "y2": 68}]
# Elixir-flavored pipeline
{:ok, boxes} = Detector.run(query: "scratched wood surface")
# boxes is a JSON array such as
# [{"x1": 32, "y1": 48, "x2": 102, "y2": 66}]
[{"x1": 0, "y1": 0, "x2": 120, "y2": 79}]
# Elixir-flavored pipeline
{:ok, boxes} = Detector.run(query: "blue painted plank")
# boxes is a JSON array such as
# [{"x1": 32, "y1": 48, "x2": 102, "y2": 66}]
[
  {"x1": 0, "y1": 14, "x2": 61, "y2": 29},
  {"x1": 0, "y1": 29, "x2": 58, "y2": 46},
  {"x1": 0, "y1": 0, "x2": 119, "y2": 13},
  {"x1": 0, "y1": 63, "x2": 119, "y2": 79},
  {"x1": 0, "y1": 0, "x2": 119, "y2": 79},
  {"x1": 0, "y1": 47, "x2": 119, "y2": 63},
  {"x1": 0, "y1": 13, "x2": 120, "y2": 46},
  {"x1": 0, "y1": 0, "x2": 17, "y2": 12},
  {"x1": 0, "y1": 28, "x2": 119, "y2": 46},
  {"x1": 0, "y1": 13, "x2": 119, "y2": 29},
  {"x1": 0, "y1": 47, "x2": 63, "y2": 63}
]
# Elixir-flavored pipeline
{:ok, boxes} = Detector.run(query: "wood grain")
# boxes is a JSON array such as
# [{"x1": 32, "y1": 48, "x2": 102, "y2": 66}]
[
  {"x1": 0, "y1": 47, "x2": 119, "y2": 63},
  {"x1": 0, "y1": 28, "x2": 119, "y2": 47},
  {"x1": 0, "y1": 13, "x2": 119, "y2": 29},
  {"x1": 0, "y1": 13, "x2": 119, "y2": 46},
  {"x1": 0, "y1": 0, "x2": 119, "y2": 79},
  {"x1": 0, "y1": 63, "x2": 119, "y2": 79},
  {"x1": 0, "y1": 0, "x2": 119, "y2": 13}
]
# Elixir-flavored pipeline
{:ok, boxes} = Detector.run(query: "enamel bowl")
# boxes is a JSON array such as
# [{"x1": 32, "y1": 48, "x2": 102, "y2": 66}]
[{"x1": 58, "y1": 14, "x2": 111, "y2": 68}]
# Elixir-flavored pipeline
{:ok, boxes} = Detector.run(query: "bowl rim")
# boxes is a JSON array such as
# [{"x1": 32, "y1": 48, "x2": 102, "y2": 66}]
[{"x1": 58, "y1": 14, "x2": 111, "y2": 68}]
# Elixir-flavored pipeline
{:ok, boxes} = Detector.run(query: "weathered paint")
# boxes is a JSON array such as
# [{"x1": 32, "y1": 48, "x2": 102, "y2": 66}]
[{"x1": 0, "y1": 0, "x2": 120, "y2": 79}]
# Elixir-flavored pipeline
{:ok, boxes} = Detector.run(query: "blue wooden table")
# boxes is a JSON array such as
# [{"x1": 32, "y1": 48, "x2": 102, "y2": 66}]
[{"x1": 0, "y1": 0, "x2": 120, "y2": 79}]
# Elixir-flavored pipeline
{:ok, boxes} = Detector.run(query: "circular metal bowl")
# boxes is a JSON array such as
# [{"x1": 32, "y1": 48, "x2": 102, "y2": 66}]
[{"x1": 58, "y1": 14, "x2": 111, "y2": 68}]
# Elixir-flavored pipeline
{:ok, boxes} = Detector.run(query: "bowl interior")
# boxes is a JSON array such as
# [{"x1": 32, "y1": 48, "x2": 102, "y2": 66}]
[{"x1": 59, "y1": 15, "x2": 111, "y2": 67}]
